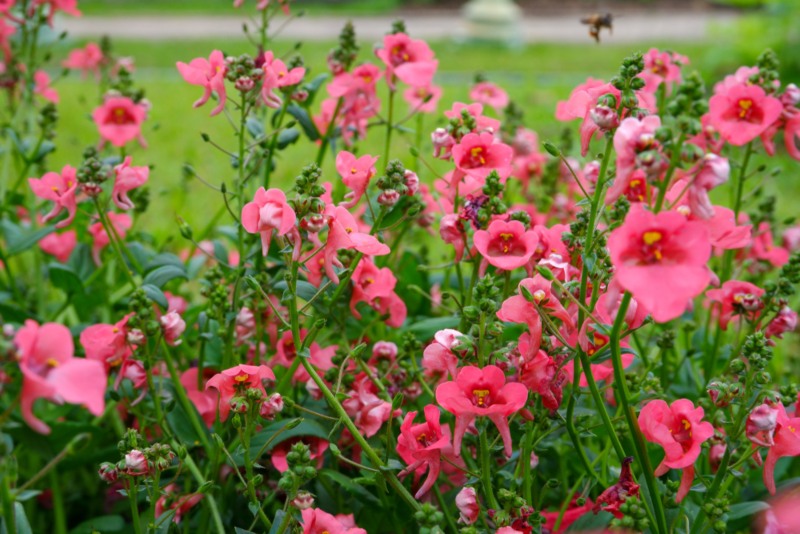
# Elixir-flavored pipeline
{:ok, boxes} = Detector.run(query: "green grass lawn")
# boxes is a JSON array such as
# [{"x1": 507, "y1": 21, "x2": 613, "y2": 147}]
[{"x1": 47, "y1": 34, "x2": 800, "y2": 240}]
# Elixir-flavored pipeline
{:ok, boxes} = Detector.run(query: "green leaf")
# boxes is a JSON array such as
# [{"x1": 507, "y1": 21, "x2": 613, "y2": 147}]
[
  {"x1": 234, "y1": 420, "x2": 329, "y2": 465},
  {"x1": 276, "y1": 127, "x2": 300, "y2": 149},
  {"x1": 287, "y1": 103, "x2": 319, "y2": 141},
  {"x1": 12, "y1": 502, "x2": 32, "y2": 534},
  {"x1": 143, "y1": 264, "x2": 187, "y2": 288},
  {"x1": 165, "y1": 391, "x2": 210, "y2": 449},
  {"x1": 566, "y1": 510, "x2": 612, "y2": 531},
  {"x1": 273, "y1": 280, "x2": 320, "y2": 302},
  {"x1": 49, "y1": 263, "x2": 84, "y2": 295},
  {"x1": 402, "y1": 316, "x2": 460, "y2": 340},
  {"x1": 321, "y1": 469, "x2": 381, "y2": 505},
  {"x1": 1, "y1": 220, "x2": 55, "y2": 256},
  {"x1": 728, "y1": 501, "x2": 770, "y2": 520},
  {"x1": 68, "y1": 515, "x2": 125, "y2": 534},
  {"x1": 237, "y1": 526, "x2": 258, "y2": 534},
  {"x1": 141, "y1": 284, "x2": 169, "y2": 309},
  {"x1": 267, "y1": 513, "x2": 284, "y2": 534},
  {"x1": 145, "y1": 253, "x2": 185, "y2": 272}
]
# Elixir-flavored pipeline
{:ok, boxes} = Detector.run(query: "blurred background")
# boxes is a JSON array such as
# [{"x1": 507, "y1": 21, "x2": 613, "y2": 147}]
[{"x1": 44, "y1": 0, "x2": 800, "y2": 237}]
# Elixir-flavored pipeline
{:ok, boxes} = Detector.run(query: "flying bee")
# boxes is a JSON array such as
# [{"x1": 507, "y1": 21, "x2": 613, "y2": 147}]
[{"x1": 580, "y1": 12, "x2": 614, "y2": 43}]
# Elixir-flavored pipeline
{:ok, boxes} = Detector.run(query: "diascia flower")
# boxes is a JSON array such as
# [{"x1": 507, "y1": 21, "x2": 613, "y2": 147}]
[
  {"x1": 638, "y1": 399, "x2": 715, "y2": 502},
  {"x1": 452, "y1": 132, "x2": 513, "y2": 182},
  {"x1": 707, "y1": 83, "x2": 783, "y2": 146},
  {"x1": 176, "y1": 50, "x2": 227, "y2": 116},
  {"x1": 62, "y1": 42, "x2": 104, "y2": 79},
  {"x1": 299, "y1": 508, "x2": 366, "y2": 534},
  {"x1": 92, "y1": 96, "x2": 147, "y2": 147},
  {"x1": 436, "y1": 365, "x2": 528, "y2": 456},
  {"x1": 323, "y1": 205, "x2": 390, "y2": 284},
  {"x1": 376, "y1": 32, "x2": 438, "y2": 90},
  {"x1": 469, "y1": 81, "x2": 509, "y2": 114},
  {"x1": 112, "y1": 156, "x2": 149, "y2": 211},
  {"x1": 39, "y1": 230, "x2": 77, "y2": 263},
  {"x1": 15, "y1": 320, "x2": 107, "y2": 434},
  {"x1": 29, "y1": 165, "x2": 78, "y2": 229},
  {"x1": 756, "y1": 402, "x2": 800, "y2": 495},
  {"x1": 205, "y1": 364, "x2": 276, "y2": 421},
  {"x1": 261, "y1": 50, "x2": 306, "y2": 108},
  {"x1": 607, "y1": 205, "x2": 711, "y2": 322},
  {"x1": 241, "y1": 187, "x2": 297, "y2": 256},
  {"x1": 473, "y1": 219, "x2": 539, "y2": 273},
  {"x1": 335, "y1": 150, "x2": 378, "y2": 208},
  {"x1": 705, "y1": 280, "x2": 764, "y2": 330},
  {"x1": 396, "y1": 404, "x2": 459, "y2": 498}
]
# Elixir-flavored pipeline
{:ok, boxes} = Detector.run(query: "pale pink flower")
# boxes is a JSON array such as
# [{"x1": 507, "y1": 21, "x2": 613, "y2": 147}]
[{"x1": 112, "y1": 156, "x2": 149, "y2": 211}]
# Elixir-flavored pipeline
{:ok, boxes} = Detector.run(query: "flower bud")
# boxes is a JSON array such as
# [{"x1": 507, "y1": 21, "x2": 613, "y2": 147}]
[
  {"x1": 590, "y1": 105, "x2": 620, "y2": 131},
  {"x1": 98, "y1": 462, "x2": 119, "y2": 483},
  {"x1": 377, "y1": 189, "x2": 400, "y2": 207},
  {"x1": 292, "y1": 490, "x2": 315, "y2": 509},
  {"x1": 260, "y1": 393, "x2": 284, "y2": 419},
  {"x1": 431, "y1": 128, "x2": 455, "y2": 159},
  {"x1": 235, "y1": 76, "x2": 255, "y2": 92},
  {"x1": 124, "y1": 450, "x2": 148, "y2": 476},
  {"x1": 403, "y1": 170, "x2": 419, "y2": 195}
]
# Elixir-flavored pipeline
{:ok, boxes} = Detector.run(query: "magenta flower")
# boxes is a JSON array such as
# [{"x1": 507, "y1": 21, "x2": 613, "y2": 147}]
[
  {"x1": 421, "y1": 329, "x2": 465, "y2": 382},
  {"x1": 403, "y1": 83, "x2": 442, "y2": 113},
  {"x1": 112, "y1": 156, "x2": 149, "y2": 211},
  {"x1": 15, "y1": 320, "x2": 107, "y2": 434},
  {"x1": 376, "y1": 32, "x2": 438, "y2": 89},
  {"x1": 39, "y1": 230, "x2": 77, "y2": 263},
  {"x1": 80, "y1": 313, "x2": 136, "y2": 369},
  {"x1": 241, "y1": 187, "x2": 296, "y2": 256},
  {"x1": 708, "y1": 83, "x2": 783, "y2": 146},
  {"x1": 92, "y1": 96, "x2": 147, "y2": 147},
  {"x1": 205, "y1": 364, "x2": 276, "y2": 422},
  {"x1": 751, "y1": 222, "x2": 790, "y2": 268},
  {"x1": 642, "y1": 48, "x2": 687, "y2": 92},
  {"x1": 705, "y1": 280, "x2": 764, "y2": 330},
  {"x1": 455, "y1": 486, "x2": 479, "y2": 524},
  {"x1": 261, "y1": 50, "x2": 306, "y2": 108},
  {"x1": 473, "y1": 219, "x2": 539, "y2": 272},
  {"x1": 760, "y1": 403, "x2": 800, "y2": 495},
  {"x1": 176, "y1": 50, "x2": 227, "y2": 116},
  {"x1": 608, "y1": 205, "x2": 711, "y2": 322},
  {"x1": 155, "y1": 483, "x2": 204, "y2": 525},
  {"x1": 469, "y1": 81, "x2": 509, "y2": 113},
  {"x1": 497, "y1": 275, "x2": 572, "y2": 357},
  {"x1": 323, "y1": 205, "x2": 390, "y2": 284},
  {"x1": 343, "y1": 375, "x2": 396, "y2": 438},
  {"x1": 33, "y1": 71, "x2": 58, "y2": 103},
  {"x1": 436, "y1": 365, "x2": 528, "y2": 456},
  {"x1": 349, "y1": 259, "x2": 406, "y2": 327},
  {"x1": 638, "y1": 399, "x2": 715, "y2": 502},
  {"x1": 452, "y1": 132, "x2": 513, "y2": 182},
  {"x1": 28, "y1": 165, "x2": 78, "y2": 228},
  {"x1": 396, "y1": 405, "x2": 460, "y2": 498},
  {"x1": 88, "y1": 212, "x2": 132, "y2": 265},
  {"x1": 180, "y1": 368, "x2": 217, "y2": 427},
  {"x1": 335, "y1": 150, "x2": 378, "y2": 208},
  {"x1": 62, "y1": 42, "x2": 104, "y2": 79},
  {"x1": 300, "y1": 508, "x2": 366, "y2": 534}
]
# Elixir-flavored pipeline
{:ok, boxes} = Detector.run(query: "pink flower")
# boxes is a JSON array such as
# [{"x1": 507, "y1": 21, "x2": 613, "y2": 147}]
[
  {"x1": 349, "y1": 259, "x2": 406, "y2": 327},
  {"x1": 160, "y1": 311, "x2": 185, "y2": 346},
  {"x1": 439, "y1": 214, "x2": 467, "y2": 262},
  {"x1": 469, "y1": 81, "x2": 509, "y2": 113},
  {"x1": 376, "y1": 33, "x2": 437, "y2": 90},
  {"x1": 39, "y1": 230, "x2": 76, "y2": 263},
  {"x1": 155, "y1": 483, "x2": 203, "y2": 524},
  {"x1": 452, "y1": 132, "x2": 513, "y2": 181},
  {"x1": 180, "y1": 368, "x2": 217, "y2": 427},
  {"x1": 518, "y1": 344, "x2": 567, "y2": 411},
  {"x1": 455, "y1": 486, "x2": 479, "y2": 524},
  {"x1": 33, "y1": 70, "x2": 58, "y2": 103},
  {"x1": 323, "y1": 205, "x2": 390, "y2": 284},
  {"x1": 687, "y1": 154, "x2": 730, "y2": 220},
  {"x1": 300, "y1": 508, "x2": 366, "y2": 534},
  {"x1": 62, "y1": 42, "x2": 104, "y2": 79},
  {"x1": 642, "y1": 48, "x2": 687, "y2": 92},
  {"x1": 593, "y1": 456, "x2": 640, "y2": 518},
  {"x1": 613, "y1": 115, "x2": 663, "y2": 186},
  {"x1": 608, "y1": 205, "x2": 711, "y2": 322},
  {"x1": 473, "y1": 219, "x2": 539, "y2": 272},
  {"x1": 80, "y1": 313, "x2": 136, "y2": 369},
  {"x1": 403, "y1": 84, "x2": 442, "y2": 113},
  {"x1": 241, "y1": 187, "x2": 297, "y2": 256},
  {"x1": 760, "y1": 403, "x2": 800, "y2": 495},
  {"x1": 88, "y1": 212, "x2": 132, "y2": 265},
  {"x1": 261, "y1": 50, "x2": 306, "y2": 108},
  {"x1": 15, "y1": 320, "x2": 107, "y2": 434},
  {"x1": 176, "y1": 50, "x2": 227, "y2": 116},
  {"x1": 33, "y1": 0, "x2": 80, "y2": 25},
  {"x1": 638, "y1": 399, "x2": 715, "y2": 502},
  {"x1": 124, "y1": 450, "x2": 148, "y2": 476},
  {"x1": 444, "y1": 102, "x2": 500, "y2": 136},
  {"x1": 708, "y1": 83, "x2": 783, "y2": 146},
  {"x1": 765, "y1": 306, "x2": 797, "y2": 340},
  {"x1": 497, "y1": 275, "x2": 572, "y2": 357},
  {"x1": 396, "y1": 404, "x2": 460, "y2": 498},
  {"x1": 751, "y1": 222, "x2": 790, "y2": 268},
  {"x1": 421, "y1": 329, "x2": 465, "y2": 382},
  {"x1": 700, "y1": 206, "x2": 752, "y2": 250},
  {"x1": 343, "y1": 375, "x2": 396, "y2": 438},
  {"x1": 92, "y1": 96, "x2": 147, "y2": 147},
  {"x1": 335, "y1": 151, "x2": 378, "y2": 208},
  {"x1": 436, "y1": 365, "x2": 528, "y2": 456},
  {"x1": 205, "y1": 364, "x2": 276, "y2": 422},
  {"x1": 28, "y1": 165, "x2": 78, "y2": 229},
  {"x1": 747, "y1": 402, "x2": 780, "y2": 448},
  {"x1": 112, "y1": 156, "x2": 149, "y2": 211},
  {"x1": 705, "y1": 280, "x2": 764, "y2": 330}
]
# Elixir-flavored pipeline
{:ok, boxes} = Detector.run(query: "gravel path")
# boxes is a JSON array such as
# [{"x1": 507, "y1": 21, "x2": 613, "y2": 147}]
[{"x1": 58, "y1": 11, "x2": 740, "y2": 43}]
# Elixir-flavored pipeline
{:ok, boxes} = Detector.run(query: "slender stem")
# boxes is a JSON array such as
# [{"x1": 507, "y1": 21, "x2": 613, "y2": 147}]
[
  {"x1": 479, "y1": 429, "x2": 499, "y2": 510},
  {"x1": 239, "y1": 418, "x2": 273, "y2": 530},
  {"x1": 653, "y1": 133, "x2": 686, "y2": 213},
  {"x1": 128, "y1": 478, "x2": 142, "y2": 534},
  {"x1": 173, "y1": 448, "x2": 226, "y2": 534},
  {"x1": 263, "y1": 101, "x2": 289, "y2": 188},
  {"x1": 610, "y1": 292, "x2": 668, "y2": 534},
  {"x1": 384, "y1": 89, "x2": 396, "y2": 162}
]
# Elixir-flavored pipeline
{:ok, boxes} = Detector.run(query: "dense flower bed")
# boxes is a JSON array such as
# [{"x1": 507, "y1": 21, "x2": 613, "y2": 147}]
[{"x1": 1, "y1": 1, "x2": 800, "y2": 533}]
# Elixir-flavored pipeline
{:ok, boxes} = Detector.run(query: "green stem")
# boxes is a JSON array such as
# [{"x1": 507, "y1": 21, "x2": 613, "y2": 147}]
[
  {"x1": 174, "y1": 445, "x2": 226, "y2": 534},
  {"x1": 239, "y1": 419, "x2": 273, "y2": 530},
  {"x1": 610, "y1": 292, "x2": 668, "y2": 534},
  {"x1": 128, "y1": 478, "x2": 142, "y2": 534},
  {"x1": 314, "y1": 98, "x2": 342, "y2": 166},
  {"x1": 49, "y1": 471, "x2": 66, "y2": 534},
  {"x1": 479, "y1": 428, "x2": 499, "y2": 510},
  {"x1": 384, "y1": 89, "x2": 396, "y2": 162},
  {"x1": 653, "y1": 133, "x2": 686, "y2": 213},
  {"x1": 263, "y1": 100, "x2": 289, "y2": 188}
]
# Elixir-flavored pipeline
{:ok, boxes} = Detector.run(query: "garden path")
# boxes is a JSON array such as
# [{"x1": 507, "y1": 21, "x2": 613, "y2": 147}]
[{"x1": 58, "y1": 10, "x2": 740, "y2": 43}]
